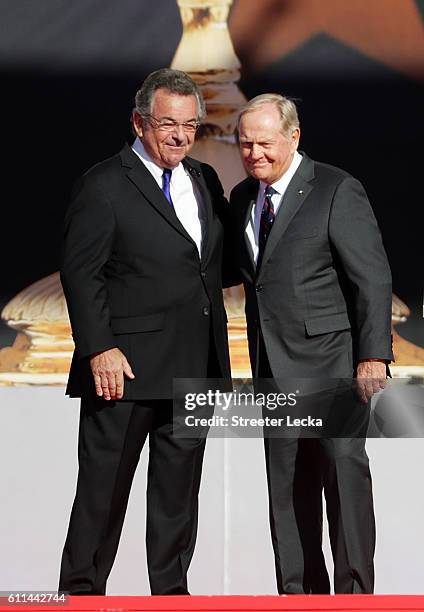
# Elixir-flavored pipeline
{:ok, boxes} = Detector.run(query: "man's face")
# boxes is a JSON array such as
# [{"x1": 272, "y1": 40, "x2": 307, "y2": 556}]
[
  {"x1": 133, "y1": 88, "x2": 198, "y2": 169},
  {"x1": 238, "y1": 103, "x2": 300, "y2": 184}
]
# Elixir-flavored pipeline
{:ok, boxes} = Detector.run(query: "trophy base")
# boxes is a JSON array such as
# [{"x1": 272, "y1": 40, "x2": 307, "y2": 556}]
[
  {"x1": 0, "y1": 372, "x2": 69, "y2": 386},
  {"x1": 391, "y1": 365, "x2": 424, "y2": 379}
]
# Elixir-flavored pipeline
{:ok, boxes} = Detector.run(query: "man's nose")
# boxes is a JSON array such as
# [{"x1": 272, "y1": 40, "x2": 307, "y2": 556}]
[
  {"x1": 250, "y1": 144, "x2": 262, "y2": 160},
  {"x1": 170, "y1": 124, "x2": 186, "y2": 139}
]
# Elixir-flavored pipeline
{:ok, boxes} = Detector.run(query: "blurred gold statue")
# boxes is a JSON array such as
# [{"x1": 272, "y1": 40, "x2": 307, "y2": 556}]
[{"x1": 0, "y1": 0, "x2": 422, "y2": 384}]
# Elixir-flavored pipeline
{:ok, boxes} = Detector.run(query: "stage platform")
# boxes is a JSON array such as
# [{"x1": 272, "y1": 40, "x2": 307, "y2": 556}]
[{"x1": 1, "y1": 595, "x2": 424, "y2": 612}]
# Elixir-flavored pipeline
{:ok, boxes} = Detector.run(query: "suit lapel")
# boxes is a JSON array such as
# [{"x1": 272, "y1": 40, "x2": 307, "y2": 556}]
[
  {"x1": 257, "y1": 153, "x2": 315, "y2": 279},
  {"x1": 182, "y1": 158, "x2": 213, "y2": 264},
  {"x1": 120, "y1": 144, "x2": 197, "y2": 247},
  {"x1": 241, "y1": 178, "x2": 258, "y2": 277}
]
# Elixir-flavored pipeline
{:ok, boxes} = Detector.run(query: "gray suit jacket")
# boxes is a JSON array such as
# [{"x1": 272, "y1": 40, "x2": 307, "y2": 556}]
[{"x1": 229, "y1": 152, "x2": 393, "y2": 378}]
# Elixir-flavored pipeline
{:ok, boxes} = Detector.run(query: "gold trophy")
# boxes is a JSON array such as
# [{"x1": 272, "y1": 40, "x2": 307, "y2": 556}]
[
  {"x1": 0, "y1": 0, "x2": 422, "y2": 383},
  {"x1": 0, "y1": 273, "x2": 73, "y2": 384},
  {"x1": 171, "y1": 0, "x2": 250, "y2": 376}
]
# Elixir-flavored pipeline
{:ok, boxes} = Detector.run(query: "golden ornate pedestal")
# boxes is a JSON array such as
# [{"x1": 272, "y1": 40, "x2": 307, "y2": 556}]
[
  {"x1": 0, "y1": 273, "x2": 73, "y2": 385},
  {"x1": 0, "y1": 0, "x2": 422, "y2": 383},
  {"x1": 171, "y1": 0, "x2": 250, "y2": 376}
]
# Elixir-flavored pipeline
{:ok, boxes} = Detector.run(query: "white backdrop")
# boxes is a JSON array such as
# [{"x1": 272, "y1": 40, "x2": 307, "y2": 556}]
[{"x1": 0, "y1": 386, "x2": 423, "y2": 595}]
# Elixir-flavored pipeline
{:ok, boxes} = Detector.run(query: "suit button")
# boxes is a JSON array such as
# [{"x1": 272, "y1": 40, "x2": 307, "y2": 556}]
[
  {"x1": 256, "y1": 284, "x2": 263, "y2": 292},
  {"x1": 202, "y1": 306, "x2": 210, "y2": 316},
  {"x1": 200, "y1": 271, "x2": 206, "y2": 278}
]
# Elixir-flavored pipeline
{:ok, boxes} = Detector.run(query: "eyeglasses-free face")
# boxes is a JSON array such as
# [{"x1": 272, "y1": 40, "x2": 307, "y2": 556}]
[
  {"x1": 239, "y1": 103, "x2": 300, "y2": 185},
  {"x1": 132, "y1": 88, "x2": 200, "y2": 169}
]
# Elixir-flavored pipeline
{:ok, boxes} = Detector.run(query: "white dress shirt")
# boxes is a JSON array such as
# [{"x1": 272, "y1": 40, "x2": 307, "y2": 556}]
[
  {"x1": 246, "y1": 150, "x2": 303, "y2": 265},
  {"x1": 132, "y1": 137, "x2": 204, "y2": 257}
]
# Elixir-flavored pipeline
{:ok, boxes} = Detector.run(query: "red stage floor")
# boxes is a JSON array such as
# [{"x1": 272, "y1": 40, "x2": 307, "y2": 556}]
[{"x1": 1, "y1": 595, "x2": 424, "y2": 612}]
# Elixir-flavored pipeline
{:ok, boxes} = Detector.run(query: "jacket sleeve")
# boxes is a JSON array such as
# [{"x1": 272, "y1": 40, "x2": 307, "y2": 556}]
[
  {"x1": 226, "y1": 186, "x2": 247, "y2": 288},
  {"x1": 202, "y1": 164, "x2": 243, "y2": 287},
  {"x1": 60, "y1": 176, "x2": 117, "y2": 359},
  {"x1": 328, "y1": 176, "x2": 393, "y2": 362}
]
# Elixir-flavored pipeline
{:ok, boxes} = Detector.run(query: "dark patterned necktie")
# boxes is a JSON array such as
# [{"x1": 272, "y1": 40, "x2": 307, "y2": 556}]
[
  {"x1": 162, "y1": 168, "x2": 174, "y2": 207},
  {"x1": 257, "y1": 185, "x2": 275, "y2": 270}
]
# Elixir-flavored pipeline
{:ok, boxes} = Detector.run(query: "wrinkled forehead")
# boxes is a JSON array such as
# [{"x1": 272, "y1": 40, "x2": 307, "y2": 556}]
[
  {"x1": 239, "y1": 110, "x2": 284, "y2": 142},
  {"x1": 239, "y1": 103, "x2": 284, "y2": 135}
]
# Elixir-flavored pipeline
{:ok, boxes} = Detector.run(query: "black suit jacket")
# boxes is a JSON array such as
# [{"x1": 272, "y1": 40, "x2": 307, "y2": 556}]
[
  {"x1": 230, "y1": 152, "x2": 393, "y2": 378},
  {"x1": 61, "y1": 144, "x2": 231, "y2": 399}
]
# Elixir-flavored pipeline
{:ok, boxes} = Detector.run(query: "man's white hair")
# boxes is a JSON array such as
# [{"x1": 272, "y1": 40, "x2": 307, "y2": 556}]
[{"x1": 238, "y1": 93, "x2": 299, "y2": 137}]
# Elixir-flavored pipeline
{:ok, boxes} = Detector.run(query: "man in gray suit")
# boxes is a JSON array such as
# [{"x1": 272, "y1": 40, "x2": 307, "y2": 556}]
[{"x1": 230, "y1": 94, "x2": 393, "y2": 594}]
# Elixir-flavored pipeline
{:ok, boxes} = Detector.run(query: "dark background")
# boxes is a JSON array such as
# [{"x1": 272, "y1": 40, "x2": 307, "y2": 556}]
[{"x1": 0, "y1": 0, "x2": 422, "y2": 347}]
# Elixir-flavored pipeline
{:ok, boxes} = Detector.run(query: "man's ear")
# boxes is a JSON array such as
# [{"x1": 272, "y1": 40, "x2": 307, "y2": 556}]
[
  {"x1": 292, "y1": 127, "x2": 300, "y2": 149},
  {"x1": 132, "y1": 111, "x2": 143, "y2": 138}
]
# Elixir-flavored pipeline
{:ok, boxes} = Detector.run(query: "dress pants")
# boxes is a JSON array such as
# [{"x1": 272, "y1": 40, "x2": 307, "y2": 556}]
[
  {"x1": 58, "y1": 397, "x2": 207, "y2": 595},
  {"x1": 258, "y1": 333, "x2": 375, "y2": 594}
]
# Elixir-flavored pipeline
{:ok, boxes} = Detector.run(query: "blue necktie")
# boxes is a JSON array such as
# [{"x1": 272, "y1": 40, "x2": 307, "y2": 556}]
[
  {"x1": 257, "y1": 185, "x2": 275, "y2": 269},
  {"x1": 162, "y1": 168, "x2": 174, "y2": 207}
]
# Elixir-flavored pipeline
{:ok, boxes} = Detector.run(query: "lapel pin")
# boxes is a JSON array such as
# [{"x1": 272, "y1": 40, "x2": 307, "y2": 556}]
[{"x1": 298, "y1": 189, "x2": 304, "y2": 194}]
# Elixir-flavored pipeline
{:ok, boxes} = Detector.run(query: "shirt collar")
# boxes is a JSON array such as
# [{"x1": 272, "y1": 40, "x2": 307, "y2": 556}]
[
  {"x1": 131, "y1": 137, "x2": 185, "y2": 182},
  {"x1": 259, "y1": 150, "x2": 303, "y2": 196}
]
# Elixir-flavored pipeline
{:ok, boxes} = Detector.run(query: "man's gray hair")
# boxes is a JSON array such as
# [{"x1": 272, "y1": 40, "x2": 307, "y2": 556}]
[
  {"x1": 134, "y1": 68, "x2": 206, "y2": 120},
  {"x1": 238, "y1": 93, "x2": 300, "y2": 137}
]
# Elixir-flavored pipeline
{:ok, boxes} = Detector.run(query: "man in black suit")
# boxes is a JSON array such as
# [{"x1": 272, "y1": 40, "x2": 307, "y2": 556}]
[
  {"x1": 59, "y1": 69, "x2": 231, "y2": 595},
  {"x1": 230, "y1": 94, "x2": 393, "y2": 594}
]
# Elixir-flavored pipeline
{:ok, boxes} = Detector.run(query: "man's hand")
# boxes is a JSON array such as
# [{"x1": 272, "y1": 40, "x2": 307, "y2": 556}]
[
  {"x1": 90, "y1": 348, "x2": 135, "y2": 401},
  {"x1": 355, "y1": 359, "x2": 387, "y2": 404}
]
